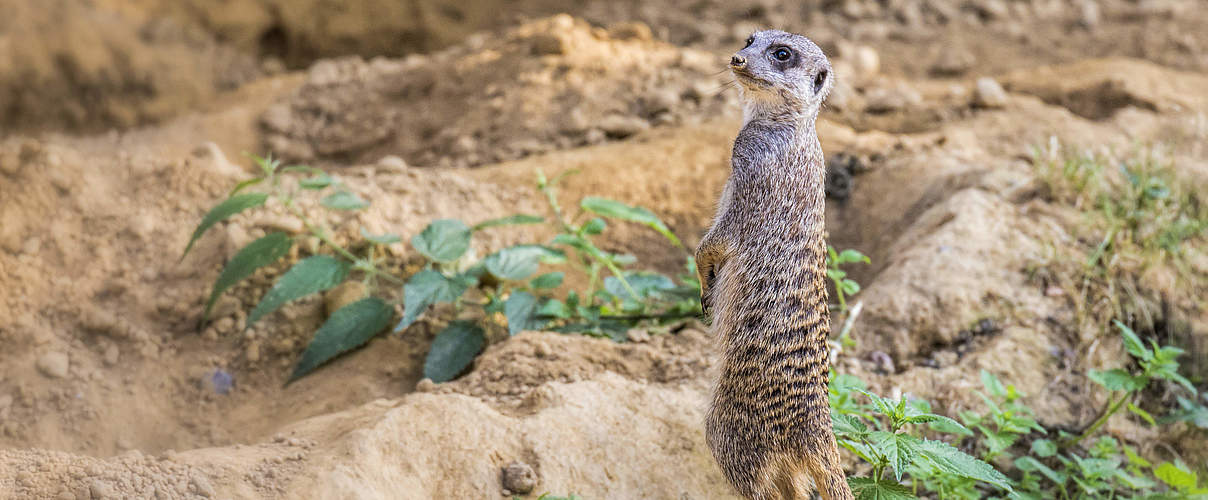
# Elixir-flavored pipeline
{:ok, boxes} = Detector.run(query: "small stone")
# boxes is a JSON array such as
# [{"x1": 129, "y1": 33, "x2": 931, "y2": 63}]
[
  {"x1": 1079, "y1": 0, "x2": 1100, "y2": 28},
  {"x1": 973, "y1": 77, "x2": 1008, "y2": 108},
  {"x1": 869, "y1": 351, "x2": 895, "y2": 374},
  {"x1": 598, "y1": 115, "x2": 650, "y2": 139},
  {"x1": 864, "y1": 85, "x2": 922, "y2": 113},
  {"x1": 627, "y1": 329, "x2": 651, "y2": 343},
  {"x1": 377, "y1": 155, "x2": 408, "y2": 170},
  {"x1": 214, "y1": 317, "x2": 236, "y2": 335},
  {"x1": 36, "y1": 351, "x2": 69, "y2": 379},
  {"x1": 190, "y1": 474, "x2": 216, "y2": 497},
  {"x1": 501, "y1": 462, "x2": 537, "y2": 494},
  {"x1": 89, "y1": 479, "x2": 116, "y2": 499},
  {"x1": 529, "y1": 33, "x2": 566, "y2": 55},
  {"x1": 103, "y1": 345, "x2": 120, "y2": 366},
  {"x1": 584, "y1": 128, "x2": 606, "y2": 145},
  {"x1": 415, "y1": 378, "x2": 436, "y2": 392},
  {"x1": 245, "y1": 341, "x2": 261, "y2": 363},
  {"x1": 609, "y1": 22, "x2": 653, "y2": 41},
  {"x1": 324, "y1": 281, "x2": 367, "y2": 316},
  {"x1": 851, "y1": 46, "x2": 880, "y2": 77},
  {"x1": 930, "y1": 46, "x2": 974, "y2": 76},
  {"x1": 642, "y1": 89, "x2": 680, "y2": 116}
]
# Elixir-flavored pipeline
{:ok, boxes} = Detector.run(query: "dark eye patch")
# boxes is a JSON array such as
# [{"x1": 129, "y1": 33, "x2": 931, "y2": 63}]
[{"x1": 744, "y1": 35, "x2": 754, "y2": 48}]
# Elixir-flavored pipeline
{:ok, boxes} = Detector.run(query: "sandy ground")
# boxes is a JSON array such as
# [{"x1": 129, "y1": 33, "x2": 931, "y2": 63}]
[{"x1": 1, "y1": 0, "x2": 1206, "y2": 498}]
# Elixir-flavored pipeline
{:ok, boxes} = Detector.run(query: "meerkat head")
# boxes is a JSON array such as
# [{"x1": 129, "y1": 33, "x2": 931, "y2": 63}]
[{"x1": 730, "y1": 30, "x2": 833, "y2": 124}]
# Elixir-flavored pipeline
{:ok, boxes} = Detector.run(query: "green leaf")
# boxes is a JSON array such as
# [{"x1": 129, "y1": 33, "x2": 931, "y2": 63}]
[
  {"x1": 471, "y1": 214, "x2": 544, "y2": 231},
  {"x1": 484, "y1": 245, "x2": 566, "y2": 281},
  {"x1": 249, "y1": 153, "x2": 280, "y2": 175},
  {"x1": 182, "y1": 192, "x2": 269, "y2": 260},
  {"x1": 530, "y1": 272, "x2": 564, "y2": 289},
  {"x1": 582, "y1": 217, "x2": 606, "y2": 235},
  {"x1": 411, "y1": 219, "x2": 472, "y2": 263},
  {"x1": 832, "y1": 411, "x2": 869, "y2": 438},
  {"x1": 288, "y1": 297, "x2": 393, "y2": 381},
  {"x1": 917, "y1": 439, "x2": 1013, "y2": 491},
  {"x1": 1088, "y1": 369, "x2": 1146, "y2": 392},
  {"x1": 247, "y1": 255, "x2": 349, "y2": 328},
  {"x1": 837, "y1": 248, "x2": 871, "y2": 264},
  {"x1": 423, "y1": 320, "x2": 486, "y2": 383},
  {"x1": 228, "y1": 177, "x2": 265, "y2": 196},
  {"x1": 580, "y1": 196, "x2": 682, "y2": 247},
  {"x1": 1031, "y1": 439, "x2": 1057, "y2": 458},
  {"x1": 840, "y1": 279, "x2": 861, "y2": 295},
  {"x1": 1127, "y1": 402, "x2": 1156, "y2": 426},
  {"x1": 321, "y1": 191, "x2": 369, "y2": 210},
  {"x1": 1015, "y1": 456, "x2": 1065, "y2": 487},
  {"x1": 848, "y1": 477, "x2": 917, "y2": 500},
  {"x1": 504, "y1": 291, "x2": 545, "y2": 336},
  {"x1": 981, "y1": 370, "x2": 1007, "y2": 398},
  {"x1": 359, "y1": 227, "x2": 401, "y2": 245},
  {"x1": 905, "y1": 412, "x2": 972, "y2": 436},
  {"x1": 604, "y1": 272, "x2": 676, "y2": 301},
  {"x1": 299, "y1": 172, "x2": 334, "y2": 190},
  {"x1": 869, "y1": 431, "x2": 921, "y2": 481},
  {"x1": 537, "y1": 298, "x2": 571, "y2": 319},
  {"x1": 395, "y1": 270, "x2": 471, "y2": 332},
  {"x1": 1113, "y1": 320, "x2": 1152, "y2": 361},
  {"x1": 205, "y1": 232, "x2": 293, "y2": 318},
  {"x1": 1155, "y1": 462, "x2": 1198, "y2": 491}
]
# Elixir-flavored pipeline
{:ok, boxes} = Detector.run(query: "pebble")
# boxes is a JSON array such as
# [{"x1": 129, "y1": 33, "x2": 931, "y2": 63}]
[
  {"x1": 930, "y1": 46, "x2": 974, "y2": 76},
  {"x1": 851, "y1": 46, "x2": 880, "y2": 77},
  {"x1": 103, "y1": 345, "x2": 120, "y2": 366},
  {"x1": 376, "y1": 155, "x2": 408, "y2": 170},
  {"x1": 973, "y1": 77, "x2": 1009, "y2": 108},
  {"x1": 1079, "y1": 0, "x2": 1100, "y2": 28},
  {"x1": 36, "y1": 351, "x2": 69, "y2": 379},
  {"x1": 190, "y1": 474, "x2": 216, "y2": 498},
  {"x1": 501, "y1": 462, "x2": 537, "y2": 494},
  {"x1": 89, "y1": 479, "x2": 116, "y2": 499},
  {"x1": 608, "y1": 21, "x2": 653, "y2": 41},
  {"x1": 529, "y1": 33, "x2": 566, "y2": 55},
  {"x1": 598, "y1": 115, "x2": 650, "y2": 139},
  {"x1": 245, "y1": 341, "x2": 261, "y2": 363},
  {"x1": 864, "y1": 85, "x2": 922, "y2": 113}
]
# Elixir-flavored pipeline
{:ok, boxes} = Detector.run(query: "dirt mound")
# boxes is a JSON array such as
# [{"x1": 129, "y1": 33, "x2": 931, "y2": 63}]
[
  {"x1": 260, "y1": 15, "x2": 736, "y2": 167},
  {"x1": 1001, "y1": 58, "x2": 1208, "y2": 120},
  {"x1": 0, "y1": 0, "x2": 258, "y2": 133}
]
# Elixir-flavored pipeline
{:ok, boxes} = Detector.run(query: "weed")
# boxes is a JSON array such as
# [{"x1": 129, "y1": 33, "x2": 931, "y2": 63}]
[{"x1": 184, "y1": 156, "x2": 698, "y2": 382}]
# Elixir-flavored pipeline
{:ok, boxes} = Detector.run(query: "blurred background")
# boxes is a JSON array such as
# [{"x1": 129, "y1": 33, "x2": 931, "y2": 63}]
[{"x1": 0, "y1": 0, "x2": 1205, "y2": 498}]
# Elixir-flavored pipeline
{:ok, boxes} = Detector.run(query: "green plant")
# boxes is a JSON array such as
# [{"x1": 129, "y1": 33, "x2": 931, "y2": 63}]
[
  {"x1": 827, "y1": 246, "x2": 870, "y2": 317},
  {"x1": 183, "y1": 156, "x2": 698, "y2": 382},
  {"x1": 829, "y1": 374, "x2": 1014, "y2": 499},
  {"x1": 899, "y1": 322, "x2": 1205, "y2": 500}
]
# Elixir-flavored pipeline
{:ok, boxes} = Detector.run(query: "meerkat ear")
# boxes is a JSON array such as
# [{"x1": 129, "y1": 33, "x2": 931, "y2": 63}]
[{"x1": 812, "y1": 70, "x2": 828, "y2": 95}]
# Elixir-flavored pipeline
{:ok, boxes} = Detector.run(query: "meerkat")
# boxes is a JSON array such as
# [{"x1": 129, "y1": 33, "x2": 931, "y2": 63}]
[{"x1": 696, "y1": 30, "x2": 853, "y2": 500}]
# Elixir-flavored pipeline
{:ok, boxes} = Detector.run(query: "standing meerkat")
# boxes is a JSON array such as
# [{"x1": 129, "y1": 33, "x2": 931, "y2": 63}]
[{"x1": 696, "y1": 30, "x2": 853, "y2": 500}]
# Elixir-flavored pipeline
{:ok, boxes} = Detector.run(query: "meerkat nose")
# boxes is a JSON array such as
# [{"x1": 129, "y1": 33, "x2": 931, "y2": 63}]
[{"x1": 730, "y1": 55, "x2": 746, "y2": 68}]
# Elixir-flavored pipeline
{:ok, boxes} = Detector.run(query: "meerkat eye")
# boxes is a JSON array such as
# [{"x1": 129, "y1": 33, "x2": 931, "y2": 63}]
[
  {"x1": 772, "y1": 47, "x2": 792, "y2": 61},
  {"x1": 813, "y1": 70, "x2": 828, "y2": 94},
  {"x1": 744, "y1": 36, "x2": 754, "y2": 48}
]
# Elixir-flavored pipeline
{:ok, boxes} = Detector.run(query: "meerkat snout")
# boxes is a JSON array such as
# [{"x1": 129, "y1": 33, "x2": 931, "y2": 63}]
[{"x1": 730, "y1": 54, "x2": 747, "y2": 68}]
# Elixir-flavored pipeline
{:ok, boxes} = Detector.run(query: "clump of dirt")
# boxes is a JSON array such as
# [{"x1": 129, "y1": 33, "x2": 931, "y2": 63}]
[
  {"x1": 0, "y1": 0, "x2": 259, "y2": 133},
  {"x1": 260, "y1": 15, "x2": 738, "y2": 167}
]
